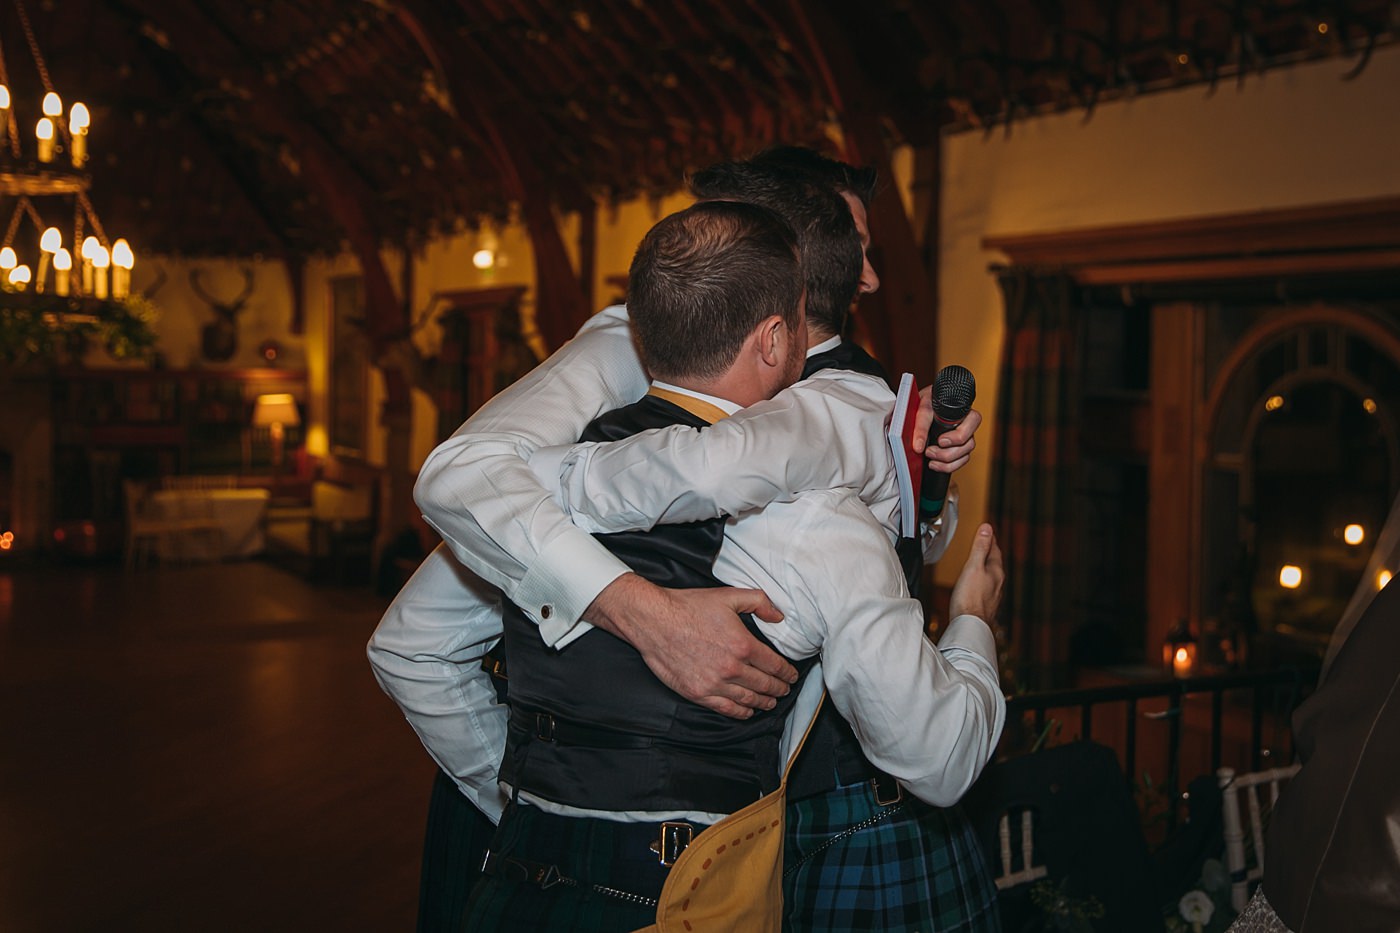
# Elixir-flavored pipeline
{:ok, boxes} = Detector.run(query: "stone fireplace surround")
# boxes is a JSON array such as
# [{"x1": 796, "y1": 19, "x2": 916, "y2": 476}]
[{"x1": 0, "y1": 380, "x2": 53, "y2": 555}]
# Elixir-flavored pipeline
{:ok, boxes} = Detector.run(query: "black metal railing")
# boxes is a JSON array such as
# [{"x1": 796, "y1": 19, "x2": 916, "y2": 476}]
[{"x1": 1004, "y1": 667, "x2": 1317, "y2": 821}]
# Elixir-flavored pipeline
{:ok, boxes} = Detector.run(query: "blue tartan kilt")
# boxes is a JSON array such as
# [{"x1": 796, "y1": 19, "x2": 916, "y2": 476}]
[{"x1": 783, "y1": 780, "x2": 1001, "y2": 933}]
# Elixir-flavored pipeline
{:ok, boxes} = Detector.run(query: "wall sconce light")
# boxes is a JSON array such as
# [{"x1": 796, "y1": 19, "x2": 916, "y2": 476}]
[
  {"x1": 472, "y1": 229, "x2": 499, "y2": 271},
  {"x1": 252, "y1": 393, "x2": 301, "y2": 469},
  {"x1": 258, "y1": 338, "x2": 283, "y2": 365},
  {"x1": 1343, "y1": 524, "x2": 1365, "y2": 546},
  {"x1": 1279, "y1": 565, "x2": 1303, "y2": 589}
]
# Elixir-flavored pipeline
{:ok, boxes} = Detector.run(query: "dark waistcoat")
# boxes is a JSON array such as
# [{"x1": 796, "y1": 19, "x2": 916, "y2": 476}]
[{"x1": 500, "y1": 393, "x2": 815, "y2": 815}]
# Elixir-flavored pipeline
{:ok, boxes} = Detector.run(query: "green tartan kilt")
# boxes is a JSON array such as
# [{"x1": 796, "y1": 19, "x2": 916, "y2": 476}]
[{"x1": 783, "y1": 780, "x2": 1002, "y2": 933}]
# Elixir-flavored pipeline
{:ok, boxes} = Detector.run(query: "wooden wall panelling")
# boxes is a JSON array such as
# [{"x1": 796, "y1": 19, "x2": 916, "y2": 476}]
[{"x1": 1147, "y1": 303, "x2": 1206, "y2": 666}]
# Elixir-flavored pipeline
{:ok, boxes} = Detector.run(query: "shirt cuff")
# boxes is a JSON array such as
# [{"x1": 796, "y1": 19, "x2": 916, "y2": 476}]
[
  {"x1": 939, "y1": 613, "x2": 998, "y2": 665},
  {"x1": 513, "y1": 525, "x2": 631, "y2": 646}
]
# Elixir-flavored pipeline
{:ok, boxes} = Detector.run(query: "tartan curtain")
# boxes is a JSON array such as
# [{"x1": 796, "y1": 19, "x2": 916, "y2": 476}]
[{"x1": 989, "y1": 267, "x2": 1080, "y2": 686}]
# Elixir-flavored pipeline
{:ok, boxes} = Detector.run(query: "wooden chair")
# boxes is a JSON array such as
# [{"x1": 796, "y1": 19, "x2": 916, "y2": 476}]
[
  {"x1": 963, "y1": 741, "x2": 1163, "y2": 932},
  {"x1": 1217, "y1": 763, "x2": 1301, "y2": 911}
]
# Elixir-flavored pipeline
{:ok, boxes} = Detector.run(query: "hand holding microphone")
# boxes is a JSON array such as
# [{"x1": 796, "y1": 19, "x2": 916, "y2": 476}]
[{"x1": 919, "y1": 365, "x2": 977, "y2": 523}]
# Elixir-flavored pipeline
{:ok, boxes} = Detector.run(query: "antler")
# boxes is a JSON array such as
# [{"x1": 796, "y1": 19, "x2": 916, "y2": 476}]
[
  {"x1": 233, "y1": 266, "x2": 255, "y2": 307},
  {"x1": 189, "y1": 266, "x2": 256, "y2": 316},
  {"x1": 141, "y1": 265, "x2": 168, "y2": 301},
  {"x1": 189, "y1": 268, "x2": 218, "y2": 307}
]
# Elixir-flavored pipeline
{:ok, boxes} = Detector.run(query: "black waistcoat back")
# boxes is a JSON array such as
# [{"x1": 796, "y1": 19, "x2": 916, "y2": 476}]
[{"x1": 500, "y1": 394, "x2": 815, "y2": 815}]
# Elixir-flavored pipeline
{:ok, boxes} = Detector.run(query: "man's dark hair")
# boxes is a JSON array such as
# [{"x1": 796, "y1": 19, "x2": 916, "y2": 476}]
[
  {"x1": 628, "y1": 200, "x2": 803, "y2": 383},
  {"x1": 750, "y1": 145, "x2": 878, "y2": 209},
  {"x1": 688, "y1": 156, "x2": 860, "y2": 337}
]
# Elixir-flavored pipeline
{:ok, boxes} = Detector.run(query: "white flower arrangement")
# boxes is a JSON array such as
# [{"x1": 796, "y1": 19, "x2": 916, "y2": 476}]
[{"x1": 1179, "y1": 889, "x2": 1215, "y2": 931}]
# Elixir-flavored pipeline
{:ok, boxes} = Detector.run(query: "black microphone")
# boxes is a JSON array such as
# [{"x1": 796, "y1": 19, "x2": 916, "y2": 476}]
[{"x1": 919, "y1": 365, "x2": 976, "y2": 523}]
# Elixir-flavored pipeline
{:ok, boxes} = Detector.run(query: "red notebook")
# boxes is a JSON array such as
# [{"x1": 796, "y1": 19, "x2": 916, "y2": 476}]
[{"x1": 887, "y1": 373, "x2": 922, "y2": 538}]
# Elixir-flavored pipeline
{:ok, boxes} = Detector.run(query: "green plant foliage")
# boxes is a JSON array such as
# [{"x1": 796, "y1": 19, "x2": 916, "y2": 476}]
[
  {"x1": 1029, "y1": 878, "x2": 1107, "y2": 933},
  {"x1": 0, "y1": 289, "x2": 158, "y2": 366}
]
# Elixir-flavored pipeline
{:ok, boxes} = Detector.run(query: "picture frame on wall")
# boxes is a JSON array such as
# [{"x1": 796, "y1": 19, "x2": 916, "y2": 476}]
[{"x1": 329, "y1": 275, "x2": 368, "y2": 459}]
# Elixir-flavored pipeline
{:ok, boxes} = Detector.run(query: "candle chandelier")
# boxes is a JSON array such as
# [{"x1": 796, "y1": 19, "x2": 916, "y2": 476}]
[
  {"x1": 0, "y1": 0, "x2": 151, "y2": 364},
  {"x1": 0, "y1": 0, "x2": 134, "y2": 296}
]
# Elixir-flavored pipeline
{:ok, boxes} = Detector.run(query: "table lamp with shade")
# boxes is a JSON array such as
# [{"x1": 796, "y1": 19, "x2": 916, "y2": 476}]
[{"x1": 252, "y1": 394, "x2": 300, "y2": 469}]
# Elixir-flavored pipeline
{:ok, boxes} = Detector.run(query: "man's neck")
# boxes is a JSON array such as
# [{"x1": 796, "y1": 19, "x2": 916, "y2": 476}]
[
  {"x1": 663, "y1": 368, "x2": 772, "y2": 409},
  {"x1": 806, "y1": 331, "x2": 841, "y2": 356},
  {"x1": 649, "y1": 380, "x2": 741, "y2": 418}
]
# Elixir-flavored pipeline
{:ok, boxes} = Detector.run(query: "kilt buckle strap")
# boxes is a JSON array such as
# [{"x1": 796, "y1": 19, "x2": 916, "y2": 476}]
[
  {"x1": 649, "y1": 821, "x2": 694, "y2": 866},
  {"x1": 871, "y1": 772, "x2": 904, "y2": 807},
  {"x1": 483, "y1": 852, "x2": 577, "y2": 890},
  {"x1": 481, "y1": 849, "x2": 660, "y2": 907}
]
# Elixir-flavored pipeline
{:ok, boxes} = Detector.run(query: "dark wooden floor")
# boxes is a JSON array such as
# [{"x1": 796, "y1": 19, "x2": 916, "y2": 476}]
[{"x1": 0, "y1": 558, "x2": 436, "y2": 932}]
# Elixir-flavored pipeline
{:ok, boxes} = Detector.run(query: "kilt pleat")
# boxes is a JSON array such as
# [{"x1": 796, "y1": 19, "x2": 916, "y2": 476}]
[{"x1": 783, "y1": 781, "x2": 1001, "y2": 933}]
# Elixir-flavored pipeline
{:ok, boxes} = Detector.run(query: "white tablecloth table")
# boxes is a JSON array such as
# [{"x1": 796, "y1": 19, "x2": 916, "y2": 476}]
[{"x1": 148, "y1": 488, "x2": 271, "y2": 561}]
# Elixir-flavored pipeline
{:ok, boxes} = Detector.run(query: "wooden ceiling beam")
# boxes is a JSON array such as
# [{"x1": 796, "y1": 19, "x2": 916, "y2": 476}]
[
  {"x1": 616, "y1": 0, "x2": 753, "y2": 159},
  {"x1": 122, "y1": 0, "x2": 401, "y2": 347},
  {"x1": 396, "y1": 1, "x2": 589, "y2": 349},
  {"x1": 780, "y1": 0, "x2": 940, "y2": 386}
]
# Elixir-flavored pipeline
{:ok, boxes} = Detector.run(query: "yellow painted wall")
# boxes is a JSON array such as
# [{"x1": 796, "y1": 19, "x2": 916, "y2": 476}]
[
  {"x1": 138, "y1": 190, "x2": 694, "y2": 476},
  {"x1": 934, "y1": 44, "x2": 1400, "y2": 583},
  {"x1": 121, "y1": 257, "x2": 305, "y2": 371}
]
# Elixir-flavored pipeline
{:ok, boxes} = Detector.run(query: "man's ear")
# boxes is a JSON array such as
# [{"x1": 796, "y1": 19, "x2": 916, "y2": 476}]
[{"x1": 755, "y1": 314, "x2": 786, "y2": 368}]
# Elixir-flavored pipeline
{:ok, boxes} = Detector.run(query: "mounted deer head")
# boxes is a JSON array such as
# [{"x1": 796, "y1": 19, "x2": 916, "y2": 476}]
[
  {"x1": 191, "y1": 266, "x2": 255, "y2": 362},
  {"x1": 140, "y1": 265, "x2": 168, "y2": 302}
]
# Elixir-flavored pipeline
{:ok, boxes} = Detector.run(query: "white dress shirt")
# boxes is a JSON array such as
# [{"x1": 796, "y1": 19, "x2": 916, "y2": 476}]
[
  {"x1": 416, "y1": 320, "x2": 952, "y2": 648},
  {"x1": 413, "y1": 305, "x2": 644, "y2": 646},
  {"x1": 372, "y1": 308, "x2": 993, "y2": 822}
]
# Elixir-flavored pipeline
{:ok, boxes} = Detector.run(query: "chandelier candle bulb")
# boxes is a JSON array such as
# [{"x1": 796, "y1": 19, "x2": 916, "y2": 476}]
[
  {"x1": 36, "y1": 118, "x2": 54, "y2": 162},
  {"x1": 42, "y1": 92, "x2": 61, "y2": 118},
  {"x1": 69, "y1": 103, "x2": 89, "y2": 167},
  {"x1": 80, "y1": 236, "x2": 99, "y2": 295},
  {"x1": 52, "y1": 247, "x2": 71, "y2": 296},
  {"x1": 111, "y1": 239, "x2": 133, "y2": 298},
  {"x1": 36, "y1": 227, "x2": 60, "y2": 293},
  {"x1": 9, "y1": 264, "x2": 31, "y2": 290},
  {"x1": 92, "y1": 245, "x2": 110, "y2": 299},
  {"x1": 0, "y1": 247, "x2": 15, "y2": 271},
  {"x1": 0, "y1": 84, "x2": 9, "y2": 127}
]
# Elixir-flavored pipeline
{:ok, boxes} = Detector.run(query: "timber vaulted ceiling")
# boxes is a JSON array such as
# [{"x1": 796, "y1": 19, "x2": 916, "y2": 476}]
[{"x1": 5, "y1": 0, "x2": 1393, "y2": 261}]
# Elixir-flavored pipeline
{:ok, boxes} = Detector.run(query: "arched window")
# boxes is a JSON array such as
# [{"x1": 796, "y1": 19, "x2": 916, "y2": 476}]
[{"x1": 1203, "y1": 309, "x2": 1400, "y2": 659}]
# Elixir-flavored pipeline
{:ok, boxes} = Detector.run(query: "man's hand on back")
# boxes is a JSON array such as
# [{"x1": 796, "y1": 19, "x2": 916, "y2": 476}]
[
  {"x1": 948, "y1": 523, "x2": 1005, "y2": 622},
  {"x1": 583, "y1": 573, "x2": 798, "y2": 720}
]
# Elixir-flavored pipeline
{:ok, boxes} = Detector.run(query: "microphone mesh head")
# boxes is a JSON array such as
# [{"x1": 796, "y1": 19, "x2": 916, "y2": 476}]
[{"x1": 933, "y1": 365, "x2": 976, "y2": 421}]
